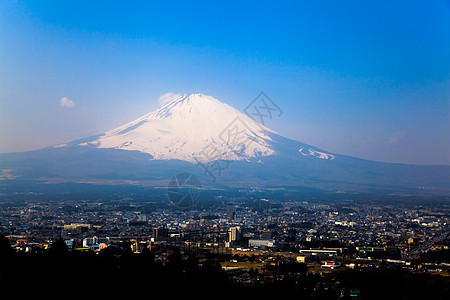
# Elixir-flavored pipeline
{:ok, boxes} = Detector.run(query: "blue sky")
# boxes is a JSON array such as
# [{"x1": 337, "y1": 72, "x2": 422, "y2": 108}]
[{"x1": 0, "y1": 0, "x2": 449, "y2": 164}]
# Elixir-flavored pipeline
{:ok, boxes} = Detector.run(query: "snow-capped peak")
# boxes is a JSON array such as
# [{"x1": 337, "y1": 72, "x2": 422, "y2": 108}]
[{"x1": 86, "y1": 93, "x2": 277, "y2": 162}]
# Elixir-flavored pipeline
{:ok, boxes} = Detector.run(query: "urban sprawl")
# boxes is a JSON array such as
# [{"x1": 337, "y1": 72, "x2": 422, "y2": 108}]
[{"x1": 1, "y1": 192, "x2": 449, "y2": 297}]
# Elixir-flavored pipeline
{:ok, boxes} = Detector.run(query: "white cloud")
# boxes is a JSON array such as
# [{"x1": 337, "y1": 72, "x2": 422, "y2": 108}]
[
  {"x1": 60, "y1": 97, "x2": 76, "y2": 108},
  {"x1": 388, "y1": 131, "x2": 407, "y2": 145},
  {"x1": 158, "y1": 92, "x2": 182, "y2": 106}
]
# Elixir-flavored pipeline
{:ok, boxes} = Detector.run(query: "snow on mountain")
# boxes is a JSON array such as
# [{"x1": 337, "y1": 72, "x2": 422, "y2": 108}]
[
  {"x1": 299, "y1": 148, "x2": 335, "y2": 160},
  {"x1": 82, "y1": 93, "x2": 283, "y2": 162},
  {"x1": 1, "y1": 93, "x2": 448, "y2": 194}
]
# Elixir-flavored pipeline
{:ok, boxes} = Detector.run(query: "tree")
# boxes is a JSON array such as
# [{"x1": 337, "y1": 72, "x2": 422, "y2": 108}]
[
  {"x1": 0, "y1": 234, "x2": 15, "y2": 257},
  {"x1": 183, "y1": 252, "x2": 200, "y2": 272},
  {"x1": 166, "y1": 248, "x2": 183, "y2": 272},
  {"x1": 279, "y1": 262, "x2": 308, "y2": 275},
  {"x1": 48, "y1": 237, "x2": 69, "y2": 256}
]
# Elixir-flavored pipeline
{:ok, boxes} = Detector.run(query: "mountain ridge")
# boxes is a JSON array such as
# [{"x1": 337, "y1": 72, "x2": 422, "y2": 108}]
[{"x1": 0, "y1": 93, "x2": 449, "y2": 195}]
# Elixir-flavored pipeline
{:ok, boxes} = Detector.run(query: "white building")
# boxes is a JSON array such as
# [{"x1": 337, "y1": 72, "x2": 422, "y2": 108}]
[
  {"x1": 248, "y1": 239, "x2": 275, "y2": 248},
  {"x1": 229, "y1": 226, "x2": 242, "y2": 243},
  {"x1": 321, "y1": 261, "x2": 341, "y2": 269},
  {"x1": 82, "y1": 236, "x2": 109, "y2": 247}
]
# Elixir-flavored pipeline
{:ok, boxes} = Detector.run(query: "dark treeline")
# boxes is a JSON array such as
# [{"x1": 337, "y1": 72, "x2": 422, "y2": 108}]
[
  {"x1": 1, "y1": 235, "x2": 450, "y2": 299},
  {"x1": 0, "y1": 235, "x2": 228, "y2": 297},
  {"x1": 0, "y1": 235, "x2": 307, "y2": 298}
]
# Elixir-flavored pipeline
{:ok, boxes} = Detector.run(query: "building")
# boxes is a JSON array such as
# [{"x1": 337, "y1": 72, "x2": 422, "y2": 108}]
[
  {"x1": 261, "y1": 231, "x2": 272, "y2": 240},
  {"x1": 248, "y1": 239, "x2": 275, "y2": 248},
  {"x1": 356, "y1": 247, "x2": 384, "y2": 254},
  {"x1": 153, "y1": 227, "x2": 169, "y2": 241},
  {"x1": 229, "y1": 211, "x2": 236, "y2": 222},
  {"x1": 63, "y1": 223, "x2": 91, "y2": 233},
  {"x1": 321, "y1": 261, "x2": 341, "y2": 269},
  {"x1": 296, "y1": 255, "x2": 307, "y2": 263},
  {"x1": 82, "y1": 236, "x2": 109, "y2": 248},
  {"x1": 225, "y1": 226, "x2": 243, "y2": 247},
  {"x1": 131, "y1": 240, "x2": 150, "y2": 253},
  {"x1": 299, "y1": 249, "x2": 338, "y2": 256},
  {"x1": 83, "y1": 237, "x2": 95, "y2": 247},
  {"x1": 64, "y1": 239, "x2": 74, "y2": 248},
  {"x1": 229, "y1": 226, "x2": 242, "y2": 243},
  {"x1": 138, "y1": 214, "x2": 148, "y2": 222}
]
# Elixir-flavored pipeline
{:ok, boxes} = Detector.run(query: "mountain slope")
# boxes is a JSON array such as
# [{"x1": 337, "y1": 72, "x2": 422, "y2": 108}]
[
  {"x1": 0, "y1": 93, "x2": 449, "y2": 194},
  {"x1": 81, "y1": 93, "x2": 278, "y2": 162}
]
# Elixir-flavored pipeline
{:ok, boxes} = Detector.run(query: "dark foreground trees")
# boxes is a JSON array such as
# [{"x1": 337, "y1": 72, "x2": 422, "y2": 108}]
[
  {"x1": 0, "y1": 236, "x2": 228, "y2": 297},
  {"x1": 1, "y1": 235, "x2": 450, "y2": 299}
]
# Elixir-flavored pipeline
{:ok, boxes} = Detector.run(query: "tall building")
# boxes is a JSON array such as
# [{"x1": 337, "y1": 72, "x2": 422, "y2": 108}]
[
  {"x1": 153, "y1": 227, "x2": 169, "y2": 241},
  {"x1": 229, "y1": 226, "x2": 242, "y2": 243},
  {"x1": 229, "y1": 211, "x2": 236, "y2": 222}
]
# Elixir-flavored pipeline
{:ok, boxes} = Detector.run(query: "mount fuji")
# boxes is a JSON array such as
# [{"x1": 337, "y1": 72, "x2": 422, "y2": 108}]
[
  {"x1": 1, "y1": 93, "x2": 449, "y2": 194},
  {"x1": 90, "y1": 93, "x2": 277, "y2": 162}
]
